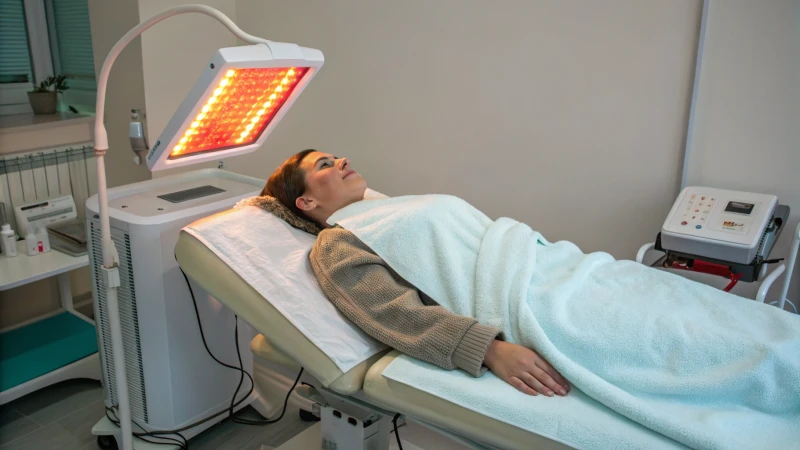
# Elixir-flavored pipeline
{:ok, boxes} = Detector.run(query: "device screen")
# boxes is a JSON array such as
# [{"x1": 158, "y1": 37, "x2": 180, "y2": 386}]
[
  {"x1": 157, "y1": 185, "x2": 226, "y2": 203},
  {"x1": 725, "y1": 201, "x2": 754, "y2": 215}
]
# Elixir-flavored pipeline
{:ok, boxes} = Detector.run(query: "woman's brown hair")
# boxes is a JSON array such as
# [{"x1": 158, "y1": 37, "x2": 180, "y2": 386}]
[{"x1": 261, "y1": 149, "x2": 317, "y2": 221}]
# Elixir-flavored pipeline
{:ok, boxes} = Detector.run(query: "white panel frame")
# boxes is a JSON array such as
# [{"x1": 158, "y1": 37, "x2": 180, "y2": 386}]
[{"x1": 146, "y1": 42, "x2": 324, "y2": 171}]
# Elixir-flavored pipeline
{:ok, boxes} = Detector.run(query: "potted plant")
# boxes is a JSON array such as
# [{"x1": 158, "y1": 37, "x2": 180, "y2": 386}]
[{"x1": 27, "y1": 75, "x2": 69, "y2": 115}]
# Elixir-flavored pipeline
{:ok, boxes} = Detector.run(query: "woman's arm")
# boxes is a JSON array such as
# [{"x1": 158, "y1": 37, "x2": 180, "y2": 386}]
[
  {"x1": 310, "y1": 227, "x2": 500, "y2": 377},
  {"x1": 484, "y1": 340, "x2": 570, "y2": 397}
]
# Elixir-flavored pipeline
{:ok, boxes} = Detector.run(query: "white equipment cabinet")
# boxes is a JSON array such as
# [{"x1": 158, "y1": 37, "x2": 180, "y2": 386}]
[{"x1": 85, "y1": 169, "x2": 266, "y2": 443}]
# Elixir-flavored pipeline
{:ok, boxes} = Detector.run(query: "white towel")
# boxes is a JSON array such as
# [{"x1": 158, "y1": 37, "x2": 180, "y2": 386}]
[{"x1": 330, "y1": 194, "x2": 800, "y2": 450}]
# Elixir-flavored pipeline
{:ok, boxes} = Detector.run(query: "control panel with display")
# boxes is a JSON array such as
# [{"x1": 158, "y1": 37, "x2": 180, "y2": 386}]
[{"x1": 661, "y1": 187, "x2": 778, "y2": 264}]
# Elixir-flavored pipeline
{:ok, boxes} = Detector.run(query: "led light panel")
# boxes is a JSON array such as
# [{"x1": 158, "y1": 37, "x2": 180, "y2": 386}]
[
  {"x1": 170, "y1": 67, "x2": 309, "y2": 159},
  {"x1": 147, "y1": 43, "x2": 323, "y2": 171}
]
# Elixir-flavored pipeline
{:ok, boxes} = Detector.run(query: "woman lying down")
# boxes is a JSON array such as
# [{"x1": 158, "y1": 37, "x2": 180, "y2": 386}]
[{"x1": 260, "y1": 149, "x2": 800, "y2": 450}]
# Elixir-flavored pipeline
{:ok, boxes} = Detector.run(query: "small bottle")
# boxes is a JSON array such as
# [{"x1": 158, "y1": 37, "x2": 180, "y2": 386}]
[
  {"x1": 1, "y1": 224, "x2": 17, "y2": 258},
  {"x1": 25, "y1": 227, "x2": 39, "y2": 256},
  {"x1": 35, "y1": 221, "x2": 50, "y2": 253}
]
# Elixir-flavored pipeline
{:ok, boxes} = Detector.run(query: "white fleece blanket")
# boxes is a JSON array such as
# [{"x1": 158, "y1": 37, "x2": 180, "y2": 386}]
[{"x1": 328, "y1": 194, "x2": 800, "y2": 450}]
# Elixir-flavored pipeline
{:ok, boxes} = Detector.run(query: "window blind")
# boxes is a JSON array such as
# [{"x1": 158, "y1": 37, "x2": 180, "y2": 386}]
[
  {"x1": 48, "y1": 0, "x2": 96, "y2": 91},
  {"x1": 0, "y1": 0, "x2": 34, "y2": 84}
]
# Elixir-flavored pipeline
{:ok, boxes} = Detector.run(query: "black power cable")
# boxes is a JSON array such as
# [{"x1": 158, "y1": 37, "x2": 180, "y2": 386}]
[
  {"x1": 105, "y1": 408, "x2": 189, "y2": 449},
  {"x1": 229, "y1": 315, "x2": 304, "y2": 425},
  {"x1": 101, "y1": 264, "x2": 302, "y2": 448},
  {"x1": 178, "y1": 266, "x2": 303, "y2": 426},
  {"x1": 392, "y1": 413, "x2": 404, "y2": 450}
]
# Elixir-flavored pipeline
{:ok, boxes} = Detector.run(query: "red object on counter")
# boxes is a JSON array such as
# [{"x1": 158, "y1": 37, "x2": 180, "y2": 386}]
[{"x1": 668, "y1": 259, "x2": 743, "y2": 292}]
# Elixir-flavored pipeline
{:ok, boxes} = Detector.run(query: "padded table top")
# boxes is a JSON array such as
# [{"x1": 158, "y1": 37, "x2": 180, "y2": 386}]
[
  {"x1": 175, "y1": 225, "x2": 379, "y2": 394},
  {"x1": 364, "y1": 351, "x2": 573, "y2": 450}
]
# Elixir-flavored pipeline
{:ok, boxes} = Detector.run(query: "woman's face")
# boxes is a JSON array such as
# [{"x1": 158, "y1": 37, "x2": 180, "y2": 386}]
[{"x1": 295, "y1": 151, "x2": 367, "y2": 218}]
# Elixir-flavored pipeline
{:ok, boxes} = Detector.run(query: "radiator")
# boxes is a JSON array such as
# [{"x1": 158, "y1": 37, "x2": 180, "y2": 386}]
[{"x1": 0, "y1": 143, "x2": 96, "y2": 231}]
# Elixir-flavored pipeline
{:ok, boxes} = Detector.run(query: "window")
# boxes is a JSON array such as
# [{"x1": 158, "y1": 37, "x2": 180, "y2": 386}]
[
  {"x1": 0, "y1": 0, "x2": 96, "y2": 115},
  {"x1": 0, "y1": 0, "x2": 36, "y2": 115}
]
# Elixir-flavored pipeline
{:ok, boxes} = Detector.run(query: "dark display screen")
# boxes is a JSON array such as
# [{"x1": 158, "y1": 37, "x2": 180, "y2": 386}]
[
  {"x1": 724, "y1": 201, "x2": 754, "y2": 215},
  {"x1": 157, "y1": 185, "x2": 226, "y2": 203}
]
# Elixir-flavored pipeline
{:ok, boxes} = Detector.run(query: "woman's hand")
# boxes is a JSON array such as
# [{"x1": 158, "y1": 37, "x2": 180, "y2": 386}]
[{"x1": 484, "y1": 340, "x2": 570, "y2": 397}]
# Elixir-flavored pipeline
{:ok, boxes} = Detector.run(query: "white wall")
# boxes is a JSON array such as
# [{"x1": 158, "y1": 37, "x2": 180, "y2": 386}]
[
  {"x1": 224, "y1": 0, "x2": 702, "y2": 258},
  {"x1": 686, "y1": 0, "x2": 800, "y2": 304}
]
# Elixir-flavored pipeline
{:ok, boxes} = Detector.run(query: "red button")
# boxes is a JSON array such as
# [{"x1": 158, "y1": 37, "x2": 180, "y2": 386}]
[
  {"x1": 701, "y1": 196, "x2": 706, "y2": 200},
  {"x1": 681, "y1": 221, "x2": 688, "y2": 225},
  {"x1": 695, "y1": 209, "x2": 700, "y2": 212}
]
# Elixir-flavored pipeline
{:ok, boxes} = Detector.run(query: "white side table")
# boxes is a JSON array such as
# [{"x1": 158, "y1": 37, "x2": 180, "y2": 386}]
[{"x1": 0, "y1": 241, "x2": 101, "y2": 405}]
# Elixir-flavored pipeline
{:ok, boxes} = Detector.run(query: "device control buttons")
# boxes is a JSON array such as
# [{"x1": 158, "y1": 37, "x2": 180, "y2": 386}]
[
  {"x1": 691, "y1": 194, "x2": 697, "y2": 199},
  {"x1": 701, "y1": 196, "x2": 706, "y2": 200},
  {"x1": 696, "y1": 225, "x2": 702, "y2": 229},
  {"x1": 681, "y1": 221, "x2": 688, "y2": 226}
]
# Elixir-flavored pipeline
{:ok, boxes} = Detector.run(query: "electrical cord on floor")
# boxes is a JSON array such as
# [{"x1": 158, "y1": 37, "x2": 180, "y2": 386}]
[
  {"x1": 230, "y1": 314, "x2": 305, "y2": 425},
  {"x1": 392, "y1": 413, "x2": 404, "y2": 450},
  {"x1": 98, "y1": 263, "x2": 304, "y2": 448},
  {"x1": 106, "y1": 407, "x2": 189, "y2": 450},
  {"x1": 178, "y1": 264, "x2": 304, "y2": 426}
]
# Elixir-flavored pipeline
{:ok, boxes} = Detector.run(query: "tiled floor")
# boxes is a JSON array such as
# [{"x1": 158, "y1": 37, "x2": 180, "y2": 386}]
[
  {"x1": 0, "y1": 379, "x2": 311, "y2": 450},
  {"x1": 1, "y1": 304, "x2": 312, "y2": 449}
]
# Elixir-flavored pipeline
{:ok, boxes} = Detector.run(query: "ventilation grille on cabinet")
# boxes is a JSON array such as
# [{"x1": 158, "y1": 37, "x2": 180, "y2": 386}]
[
  {"x1": 755, "y1": 214, "x2": 774, "y2": 260},
  {"x1": 89, "y1": 219, "x2": 149, "y2": 423}
]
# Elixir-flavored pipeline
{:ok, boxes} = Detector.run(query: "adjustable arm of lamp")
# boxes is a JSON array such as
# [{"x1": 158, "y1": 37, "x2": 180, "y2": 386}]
[{"x1": 93, "y1": 5, "x2": 269, "y2": 449}]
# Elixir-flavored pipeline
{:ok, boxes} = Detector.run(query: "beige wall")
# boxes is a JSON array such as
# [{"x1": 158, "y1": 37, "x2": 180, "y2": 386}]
[
  {"x1": 686, "y1": 0, "x2": 800, "y2": 304},
  {"x1": 225, "y1": 0, "x2": 702, "y2": 258},
  {"x1": 88, "y1": 0, "x2": 152, "y2": 189},
  {"x1": 0, "y1": 0, "x2": 151, "y2": 328}
]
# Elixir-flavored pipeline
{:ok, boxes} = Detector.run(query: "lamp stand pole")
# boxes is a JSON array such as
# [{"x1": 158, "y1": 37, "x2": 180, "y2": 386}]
[{"x1": 93, "y1": 5, "x2": 269, "y2": 448}]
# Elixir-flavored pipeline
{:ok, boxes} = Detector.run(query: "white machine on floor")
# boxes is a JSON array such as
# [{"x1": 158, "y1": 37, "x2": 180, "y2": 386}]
[
  {"x1": 638, "y1": 186, "x2": 798, "y2": 311},
  {"x1": 85, "y1": 169, "x2": 279, "y2": 448}
]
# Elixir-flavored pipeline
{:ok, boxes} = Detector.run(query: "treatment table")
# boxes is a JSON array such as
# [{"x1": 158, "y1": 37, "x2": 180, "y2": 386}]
[{"x1": 175, "y1": 217, "x2": 572, "y2": 450}]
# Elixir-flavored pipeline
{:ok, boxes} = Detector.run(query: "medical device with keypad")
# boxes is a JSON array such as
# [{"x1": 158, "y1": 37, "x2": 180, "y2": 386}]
[
  {"x1": 660, "y1": 187, "x2": 788, "y2": 268},
  {"x1": 638, "y1": 186, "x2": 797, "y2": 310}
]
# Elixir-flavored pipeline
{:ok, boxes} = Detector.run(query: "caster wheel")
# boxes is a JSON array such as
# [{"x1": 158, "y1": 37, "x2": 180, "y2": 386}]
[
  {"x1": 97, "y1": 435, "x2": 118, "y2": 450},
  {"x1": 299, "y1": 409, "x2": 320, "y2": 422}
]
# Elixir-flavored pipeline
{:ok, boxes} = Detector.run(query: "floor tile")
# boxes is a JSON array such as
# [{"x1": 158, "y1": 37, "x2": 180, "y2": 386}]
[
  {"x1": 0, "y1": 423, "x2": 82, "y2": 450},
  {"x1": 10, "y1": 380, "x2": 102, "y2": 426},
  {"x1": 58, "y1": 400, "x2": 106, "y2": 445},
  {"x1": 0, "y1": 408, "x2": 40, "y2": 446},
  {"x1": 190, "y1": 406, "x2": 311, "y2": 450}
]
